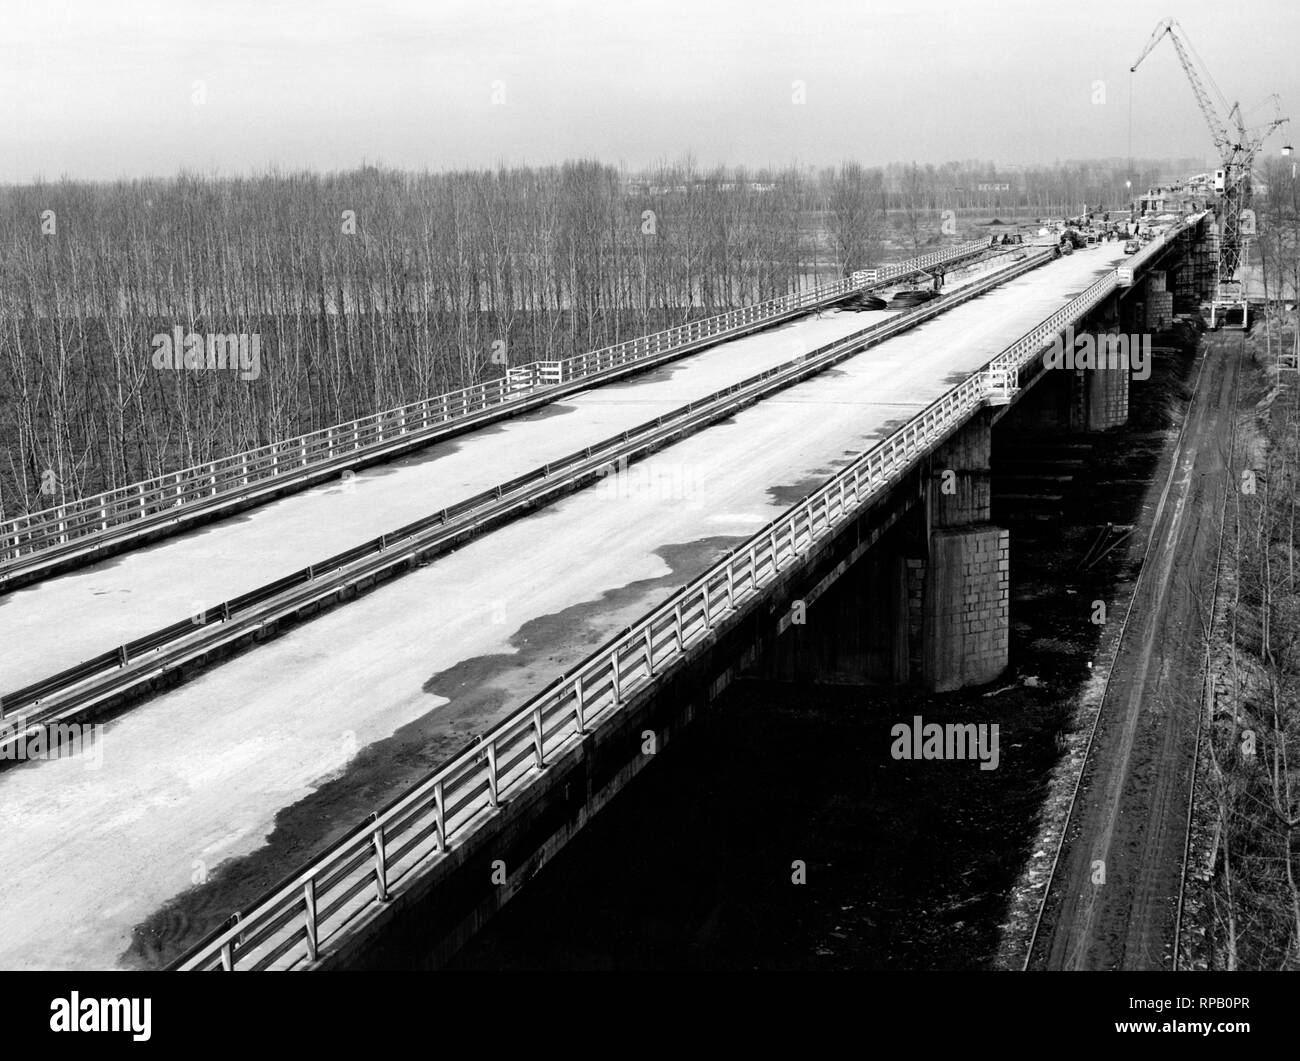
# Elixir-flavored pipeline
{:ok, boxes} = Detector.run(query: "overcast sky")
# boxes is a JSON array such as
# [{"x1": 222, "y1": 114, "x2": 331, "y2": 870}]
[{"x1": 2, "y1": 0, "x2": 1296, "y2": 182}]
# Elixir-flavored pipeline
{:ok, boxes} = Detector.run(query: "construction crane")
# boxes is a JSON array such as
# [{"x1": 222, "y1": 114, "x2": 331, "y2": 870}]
[{"x1": 1131, "y1": 18, "x2": 1289, "y2": 327}]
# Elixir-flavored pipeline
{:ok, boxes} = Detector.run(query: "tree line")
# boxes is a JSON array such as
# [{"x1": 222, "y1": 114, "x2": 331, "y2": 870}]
[
  {"x1": 1194, "y1": 168, "x2": 1300, "y2": 970},
  {"x1": 0, "y1": 155, "x2": 1187, "y2": 518}
]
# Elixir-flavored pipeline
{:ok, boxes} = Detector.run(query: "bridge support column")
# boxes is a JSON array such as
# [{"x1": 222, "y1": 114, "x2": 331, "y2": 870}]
[
  {"x1": 1144, "y1": 271, "x2": 1174, "y2": 332},
  {"x1": 1078, "y1": 346, "x2": 1129, "y2": 431},
  {"x1": 920, "y1": 526, "x2": 1009, "y2": 693},
  {"x1": 1078, "y1": 301, "x2": 1132, "y2": 431},
  {"x1": 926, "y1": 408, "x2": 992, "y2": 527},
  {"x1": 1190, "y1": 239, "x2": 1215, "y2": 303},
  {"x1": 919, "y1": 408, "x2": 1008, "y2": 692}
]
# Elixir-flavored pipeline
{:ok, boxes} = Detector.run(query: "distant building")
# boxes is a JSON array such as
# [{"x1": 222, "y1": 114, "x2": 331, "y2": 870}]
[
  {"x1": 623, "y1": 178, "x2": 777, "y2": 196},
  {"x1": 1137, "y1": 186, "x2": 1173, "y2": 214},
  {"x1": 1137, "y1": 178, "x2": 1211, "y2": 217}
]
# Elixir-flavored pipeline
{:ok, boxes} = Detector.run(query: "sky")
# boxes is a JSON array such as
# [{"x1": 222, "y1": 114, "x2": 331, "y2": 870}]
[{"x1": 2, "y1": 0, "x2": 1297, "y2": 182}]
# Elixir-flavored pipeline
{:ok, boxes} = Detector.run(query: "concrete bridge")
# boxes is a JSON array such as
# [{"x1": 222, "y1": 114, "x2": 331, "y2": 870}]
[{"x1": 0, "y1": 216, "x2": 1210, "y2": 970}]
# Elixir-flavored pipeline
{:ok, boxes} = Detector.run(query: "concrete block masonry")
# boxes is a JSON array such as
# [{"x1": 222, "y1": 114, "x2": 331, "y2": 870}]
[
  {"x1": 1082, "y1": 360, "x2": 1129, "y2": 430},
  {"x1": 921, "y1": 526, "x2": 1010, "y2": 693},
  {"x1": 1146, "y1": 291, "x2": 1174, "y2": 332}
]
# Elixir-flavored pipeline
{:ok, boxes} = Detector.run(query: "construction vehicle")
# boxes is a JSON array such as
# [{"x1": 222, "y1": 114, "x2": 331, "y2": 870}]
[
  {"x1": 1060, "y1": 228, "x2": 1088, "y2": 250},
  {"x1": 1131, "y1": 18, "x2": 1289, "y2": 327}
]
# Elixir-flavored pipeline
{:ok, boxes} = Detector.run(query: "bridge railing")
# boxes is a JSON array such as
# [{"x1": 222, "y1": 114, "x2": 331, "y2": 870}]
[
  {"x1": 175, "y1": 342, "x2": 998, "y2": 973},
  {"x1": 0, "y1": 242, "x2": 988, "y2": 569},
  {"x1": 0, "y1": 375, "x2": 515, "y2": 563}
]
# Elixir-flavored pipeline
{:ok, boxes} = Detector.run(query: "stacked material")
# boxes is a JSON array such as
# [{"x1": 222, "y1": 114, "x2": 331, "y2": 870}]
[
  {"x1": 840, "y1": 292, "x2": 889, "y2": 312},
  {"x1": 890, "y1": 289, "x2": 939, "y2": 307}
]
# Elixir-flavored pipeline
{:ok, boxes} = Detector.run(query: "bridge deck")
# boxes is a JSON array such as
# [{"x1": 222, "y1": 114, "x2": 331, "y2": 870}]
[
  {"x1": 0, "y1": 307, "x2": 904, "y2": 693},
  {"x1": 0, "y1": 255, "x2": 1017, "y2": 694},
  {"x1": 0, "y1": 244, "x2": 1130, "y2": 969}
]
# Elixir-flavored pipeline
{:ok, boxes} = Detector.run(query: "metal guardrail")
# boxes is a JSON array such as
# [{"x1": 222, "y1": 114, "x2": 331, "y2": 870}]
[
  {"x1": 1, "y1": 244, "x2": 1035, "y2": 738},
  {"x1": 0, "y1": 241, "x2": 988, "y2": 572}
]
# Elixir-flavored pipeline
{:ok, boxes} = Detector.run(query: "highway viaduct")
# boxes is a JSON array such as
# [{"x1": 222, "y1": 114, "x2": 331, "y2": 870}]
[{"x1": 0, "y1": 216, "x2": 1212, "y2": 970}]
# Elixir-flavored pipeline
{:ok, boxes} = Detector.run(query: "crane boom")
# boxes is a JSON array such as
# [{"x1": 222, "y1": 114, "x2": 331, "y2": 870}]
[
  {"x1": 1131, "y1": 18, "x2": 1289, "y2": 327},
  {"x1": 1130, "y1": 19, "x2": 1230, "y2": 155}
]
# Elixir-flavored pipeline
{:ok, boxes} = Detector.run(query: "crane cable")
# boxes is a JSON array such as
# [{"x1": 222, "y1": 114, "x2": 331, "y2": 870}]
[
  {"x1": 1128, "y1": 73, "x2": 1135, "y2": 206},
  {"x1": 1182, "y1": 27, "x2": 1233, "y2": 120}
]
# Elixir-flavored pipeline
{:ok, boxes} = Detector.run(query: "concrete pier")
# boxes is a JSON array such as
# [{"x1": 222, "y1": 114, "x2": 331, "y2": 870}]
[
  {"x1": 919, "y1": 409, "x2": 1008, "y2": 691},
  {"x1": 920, "y1": 525, "x2": 1010, "y2": 692}
]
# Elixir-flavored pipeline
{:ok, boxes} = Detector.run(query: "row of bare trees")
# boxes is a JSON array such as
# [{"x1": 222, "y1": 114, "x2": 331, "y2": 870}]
[
  {"x1": 1254, "y1": 157, "x2": 1300, "y2": 370},
  {"x1": 0, "y1": 156, "x2": 1191, "y2": 518},
  {"x1": 1199, "y1": 179, "x2": 1300, "y2": 963},
  {"x1": 0, "y1": 159, "x2": 884, "y2": 517}
]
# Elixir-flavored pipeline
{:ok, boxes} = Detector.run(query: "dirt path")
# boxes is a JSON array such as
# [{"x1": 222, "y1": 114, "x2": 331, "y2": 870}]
[{"x1": 1030, "y1": 333, "x2": 1242, "y2": 970}]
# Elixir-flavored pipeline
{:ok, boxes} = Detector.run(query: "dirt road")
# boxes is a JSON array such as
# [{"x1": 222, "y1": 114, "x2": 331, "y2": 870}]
[{"x1": 1030, "y1": 332, "x2": 1242, "y2": 970}]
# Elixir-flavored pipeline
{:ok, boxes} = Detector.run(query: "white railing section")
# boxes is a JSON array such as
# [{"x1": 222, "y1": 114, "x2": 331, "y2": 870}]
[{"x1": 1, "y1": 241, "x2": 988, "y2": 568}]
